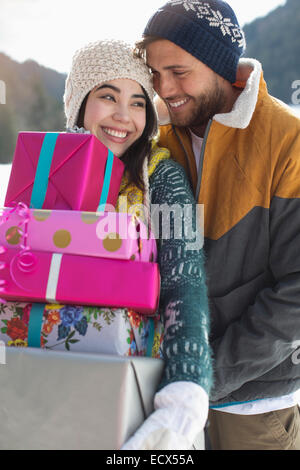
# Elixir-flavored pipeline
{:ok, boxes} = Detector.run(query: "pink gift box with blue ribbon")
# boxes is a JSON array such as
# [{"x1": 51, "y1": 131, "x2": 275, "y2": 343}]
[{"x1": 4, "y1": 132, "x2": 124, "y2": 211}]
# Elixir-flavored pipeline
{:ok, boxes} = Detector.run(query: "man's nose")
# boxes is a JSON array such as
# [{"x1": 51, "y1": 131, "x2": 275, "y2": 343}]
[{"x1": 154, "y1": 74, "x2": 177, "y2": 99}]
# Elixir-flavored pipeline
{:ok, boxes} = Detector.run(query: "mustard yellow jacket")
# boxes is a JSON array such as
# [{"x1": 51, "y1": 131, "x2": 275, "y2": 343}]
[{"x1": 158, "y1": 58, "x2": 300, "y2": 405}]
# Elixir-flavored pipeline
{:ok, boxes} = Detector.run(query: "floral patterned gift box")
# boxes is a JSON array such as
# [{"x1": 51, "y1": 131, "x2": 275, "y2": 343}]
[{"x1": 0, "y1": 302, "x2": 164, "y2": 358}]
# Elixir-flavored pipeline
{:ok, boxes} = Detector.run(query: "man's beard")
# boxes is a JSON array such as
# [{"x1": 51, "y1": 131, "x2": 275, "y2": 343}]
[{"x1": 168, "y1": 80, "x2": 227, "y2": 129}]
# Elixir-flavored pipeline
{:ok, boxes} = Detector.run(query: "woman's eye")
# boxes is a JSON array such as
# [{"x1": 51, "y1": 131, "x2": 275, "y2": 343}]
[
  {"x1": 133, "y1": 101, "x2": 146, "y2": 108},
  {"x1": 99, "y1": 94, "x2": 115, "y2": 101}
]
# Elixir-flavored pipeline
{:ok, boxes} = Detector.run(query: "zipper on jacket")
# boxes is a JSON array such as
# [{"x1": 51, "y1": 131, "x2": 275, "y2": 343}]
[
  {"x1": 172, "y1": 125, "x2": 195, "y2": 192},
  {"x1": 195, "y1": 119, "x2": 212, "y2": 201}
]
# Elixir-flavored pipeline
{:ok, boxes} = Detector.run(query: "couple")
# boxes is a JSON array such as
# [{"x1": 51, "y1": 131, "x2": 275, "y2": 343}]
[{"x1": 64, "y1": 0, "x2": 300, "y2": 451}]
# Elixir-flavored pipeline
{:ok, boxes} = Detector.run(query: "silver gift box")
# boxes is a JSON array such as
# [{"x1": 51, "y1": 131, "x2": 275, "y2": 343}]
[{"x1": 0, "y1": 347, "x2": 204, "y2": 450}]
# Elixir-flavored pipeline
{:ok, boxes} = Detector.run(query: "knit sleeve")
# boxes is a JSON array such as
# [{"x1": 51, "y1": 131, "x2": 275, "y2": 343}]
[{"x1": 149, "y1": 159, "x2": 213, "y2": 394}]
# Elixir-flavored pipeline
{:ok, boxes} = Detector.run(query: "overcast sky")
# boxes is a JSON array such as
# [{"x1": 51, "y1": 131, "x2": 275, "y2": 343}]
[{"x1": 0, "y1": 0, "x2": 287, "y2": 73}]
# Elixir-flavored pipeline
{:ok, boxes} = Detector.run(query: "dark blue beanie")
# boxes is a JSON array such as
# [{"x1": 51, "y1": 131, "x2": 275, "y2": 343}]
[{"x1": 144, "y1": 0, "x2": 246, "y2": 83}]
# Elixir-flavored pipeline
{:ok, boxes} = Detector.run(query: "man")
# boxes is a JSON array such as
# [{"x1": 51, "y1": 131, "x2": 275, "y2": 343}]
[{"x1": 135, "y1": 0, "x2": 300, "y2": 450}]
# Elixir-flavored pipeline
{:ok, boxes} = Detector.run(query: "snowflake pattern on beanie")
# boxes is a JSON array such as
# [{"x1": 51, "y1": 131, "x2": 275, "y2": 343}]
[{"x1": 168, "y1": 0, "x2": 245, "y2": 47}]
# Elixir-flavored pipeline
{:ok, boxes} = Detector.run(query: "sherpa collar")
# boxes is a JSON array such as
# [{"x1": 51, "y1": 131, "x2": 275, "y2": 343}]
[{"x1": 214, "y1": 58, "x2": 262, "y2": 129}]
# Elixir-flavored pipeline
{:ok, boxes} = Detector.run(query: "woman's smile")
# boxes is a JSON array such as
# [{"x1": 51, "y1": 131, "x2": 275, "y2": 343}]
[{"x1": 102, "y1": 126, "x2": 130, "y2": 140}]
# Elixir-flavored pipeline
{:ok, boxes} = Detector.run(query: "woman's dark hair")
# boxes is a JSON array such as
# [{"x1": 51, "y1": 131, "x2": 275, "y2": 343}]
[{"x1": 76, "y1": 88, "x2": 157, "y2": 191}]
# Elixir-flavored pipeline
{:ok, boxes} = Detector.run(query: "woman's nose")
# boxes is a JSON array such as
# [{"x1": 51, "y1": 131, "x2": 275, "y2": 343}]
[{"x1": 113, "y1": 106, "x2": 131, "y2": 123}]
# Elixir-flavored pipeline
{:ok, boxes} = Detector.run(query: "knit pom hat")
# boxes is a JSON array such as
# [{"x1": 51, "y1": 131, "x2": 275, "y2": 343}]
[
  {"x1": 144, "y1": 0, "x2": 246, "y2": 83},
  {"x1": 64, "y1": 39, "x2": 156, "y2": 129}
]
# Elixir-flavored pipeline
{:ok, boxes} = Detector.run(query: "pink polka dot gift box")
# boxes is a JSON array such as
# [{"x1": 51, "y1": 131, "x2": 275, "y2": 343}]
[{"x1": 0, "y1": 206, "x2": 157, "y2": 263}]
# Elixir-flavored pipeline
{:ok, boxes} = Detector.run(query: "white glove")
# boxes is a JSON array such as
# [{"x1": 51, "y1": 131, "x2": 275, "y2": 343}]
[{"x1": 121, "y1": 381, "x2": 208, "y2": 450}]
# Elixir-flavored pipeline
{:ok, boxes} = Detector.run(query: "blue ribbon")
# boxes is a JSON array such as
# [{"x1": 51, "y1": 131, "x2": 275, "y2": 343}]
[
  {"x1": 30, "y1": 133, "x2": 59, "y2": 209},
  {"x1": 97, "y1": 149, "x2": 114, "y2": 212},
  {"x1": 146, "y1": 318, "x2": 155, "y2": 357},
  {"x1": 27, "y1": 303, "x2": 45, "y2": 347}
]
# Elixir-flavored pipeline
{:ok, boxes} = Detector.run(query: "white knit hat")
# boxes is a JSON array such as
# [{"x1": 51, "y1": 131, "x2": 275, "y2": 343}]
[{"x1": 64, "y1": 39, "x2": 156, "y2": 129}]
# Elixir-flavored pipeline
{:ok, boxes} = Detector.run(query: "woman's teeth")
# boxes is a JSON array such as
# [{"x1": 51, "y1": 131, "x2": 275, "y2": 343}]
[
  {"x1": 169, "y1": 98, "x2": 189, "y2": 108},
  {"x1": 103, "y1": 128, "x2": 128, "y2": 138}
]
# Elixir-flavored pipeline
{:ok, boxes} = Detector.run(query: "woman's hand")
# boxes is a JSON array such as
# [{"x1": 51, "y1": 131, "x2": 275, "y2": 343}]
[{"x1": 120, "y1": 381, "x2": 208, "y2": 450}]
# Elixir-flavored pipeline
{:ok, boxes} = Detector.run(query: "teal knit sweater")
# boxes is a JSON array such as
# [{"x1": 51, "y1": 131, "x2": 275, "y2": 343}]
[{"x1": 149, "y1": 159, "x2": 213, "y2": 395}]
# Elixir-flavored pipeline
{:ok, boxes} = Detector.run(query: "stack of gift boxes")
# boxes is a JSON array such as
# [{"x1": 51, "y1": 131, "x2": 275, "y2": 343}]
[{"x1": 0, "y1": 132, "x2": 160, "y2": 350}]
